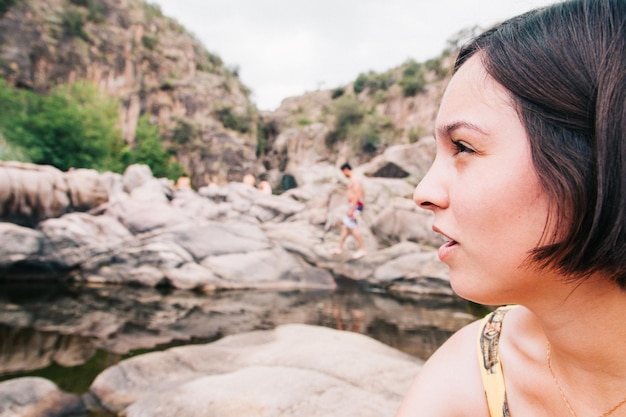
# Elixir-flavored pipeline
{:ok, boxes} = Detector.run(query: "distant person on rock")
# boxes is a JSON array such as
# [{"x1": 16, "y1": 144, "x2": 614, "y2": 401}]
[
  {"x1": 175, "y1": 176, "x2": 191, "y2": 190},
  {"x1": 242, "y1": 173, "x2": 256, "y2": 187},
  {"x1": 258, "y1": 174, "x2": 272, "y2": 195},
  {"x1": 332, "y1": 163, "x2": 366, "y2": 259}
]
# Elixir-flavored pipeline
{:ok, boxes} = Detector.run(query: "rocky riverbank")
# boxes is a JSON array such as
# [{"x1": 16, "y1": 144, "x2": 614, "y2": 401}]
[{"x1": 0, "y1": 138, "x2": 448, "y2": 298}]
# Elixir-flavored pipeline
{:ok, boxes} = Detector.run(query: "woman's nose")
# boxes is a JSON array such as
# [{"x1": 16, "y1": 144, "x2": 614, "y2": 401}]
[{"x1": 413, "y1": 160, "x2": 449, "y2": 210}]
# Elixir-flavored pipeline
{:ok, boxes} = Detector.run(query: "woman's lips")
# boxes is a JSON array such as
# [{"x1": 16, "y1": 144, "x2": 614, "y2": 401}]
[{"x1": 437, "y1": 234, "x2": 458, "y2": 261}]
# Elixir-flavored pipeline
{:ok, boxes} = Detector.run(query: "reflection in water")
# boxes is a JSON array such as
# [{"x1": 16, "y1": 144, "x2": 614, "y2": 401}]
[
  {"x1": 0, "y1": 279, "x2": 475, "y2": 394},
  {"x1": 0, "y1": 325, "x2": 96, "y2": 374}
]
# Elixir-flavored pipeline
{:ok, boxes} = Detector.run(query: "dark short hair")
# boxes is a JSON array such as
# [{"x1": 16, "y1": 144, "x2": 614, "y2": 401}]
[
  {"x1": 340, "y1": 163, "x2": 352, "y2": 171},
  {"x1": 456, "y1": 0, "x2": 626, "y2": 287}
]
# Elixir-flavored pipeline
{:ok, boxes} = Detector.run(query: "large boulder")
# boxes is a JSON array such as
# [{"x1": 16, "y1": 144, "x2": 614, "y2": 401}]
[
  {"x1": 0, "y1": 377, "x2": 84, "y2": 417},
  {"x1": 0, "y1": 162, "x2": 70, "y2": 226},
  {"x1": 90, "y1": 324, "x2": 421, "y2": 416},
  {"x1": 38, "y1": 212, "x2": 132, "y2": 268},
  {"x1": 359, "y1": 136, "x2": 436, "y2": 182},
  {"x1": 370, "y1": 197, "x2": 441, "y2": 247},
  {"x1": 0, "y1": 223, "x2": 45, "y2": 267},
  {"x1": 0, "y1": 162, "x2": 108, "y2": 226},
  {"x1": 63, "y1": 168, "x2": 109, "y2": 211}
]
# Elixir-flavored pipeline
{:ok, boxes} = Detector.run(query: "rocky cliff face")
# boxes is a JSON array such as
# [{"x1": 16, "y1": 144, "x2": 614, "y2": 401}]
[{"x1": 0, "y1": 0, "x2": 257, "y2": 186}]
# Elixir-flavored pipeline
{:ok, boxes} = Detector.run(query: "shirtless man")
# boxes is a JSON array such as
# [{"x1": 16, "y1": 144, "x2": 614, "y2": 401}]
[{"x1": 333, "y1": 163, "x2": 366, "y2": 259}]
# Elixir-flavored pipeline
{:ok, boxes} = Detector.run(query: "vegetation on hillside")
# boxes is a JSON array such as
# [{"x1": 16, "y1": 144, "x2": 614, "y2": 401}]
[
  {"x1": 0, "y1": 0, "x2": 17, "y2": 17},
  {"x1": 317, "y1": 51, "x2": 452, "y2": 154},
  {"x1": 325, "y1": 95, "x2": 396, "y2": 154},
  {"x1": 0, "y1": 79, "x2": 185, "y2": 179},
  {"x1": 347, "y1": 26, "x2": 480, "y2": 101},
  {"x1": 318, "y1": 27, "x2": 486, "y2": 156}
]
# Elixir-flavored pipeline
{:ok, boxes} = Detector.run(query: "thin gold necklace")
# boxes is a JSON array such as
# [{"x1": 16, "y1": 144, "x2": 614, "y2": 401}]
[{"x1": 547, "y1": 343, "x2": 626, "y2": 417}]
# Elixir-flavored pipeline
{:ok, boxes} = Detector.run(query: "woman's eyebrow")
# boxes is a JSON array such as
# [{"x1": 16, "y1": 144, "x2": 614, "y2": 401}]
[{"x1": 436, "y1": 121, "x2": 488, "y2": 139}]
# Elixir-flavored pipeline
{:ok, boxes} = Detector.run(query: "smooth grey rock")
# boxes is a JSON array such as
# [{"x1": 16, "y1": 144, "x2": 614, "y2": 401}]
[
  {"x1": 0, "y1": 162, "x2": 69, "y2": 226},
  {"x1": 0, "y1": 223, "x2": 44, "y2": 266},
  {"x1": 90, "y1": 324, "x2": 421, "y2": 416},
  {"x1": 202, "y1": 246, "x2": 336, "y2": 290},
  {"x1": 38, "y1": 212, "x2": 132, "y2": 268},
  {"x1": 122, "y1": 164, "x2": 154, "y2": 194},
  {"x1": 371, "y1": 197, "x2": 440, "y2": 247},
  {"x1": 163, "y1": 262, "x2": 224, "y2": 291},
  {"x1": 171, "y1": 222, "x2": 271, "y2": 260},
  {"x1": 63, "y1": 167, "x2": 109, "y2": 211},
  {"x1": 373, "y1": 250, "x2": 448, "y2": 282},
  {"x1": 0, "y1": 377, "x2": 84, "y2": 417},
  {"x1": 106, "y1": 199, "x2": 191, "y2": 234},
  {"x1": 0, "y1": 162, "x2": 108, "y2": 226}
]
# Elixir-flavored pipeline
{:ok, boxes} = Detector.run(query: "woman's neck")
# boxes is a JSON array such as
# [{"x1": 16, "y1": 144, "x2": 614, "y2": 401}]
[{"x1": 519, "y1": 275, "x2": 626, "y2": 412}]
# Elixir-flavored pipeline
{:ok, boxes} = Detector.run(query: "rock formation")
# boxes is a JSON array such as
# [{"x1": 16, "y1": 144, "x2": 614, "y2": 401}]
[
  {"x1": 0, "y1": 145, "x2": 447, "y2": 299},
  {"x1": 0, "y1": 377, "x2": 85, "y2": 417}
]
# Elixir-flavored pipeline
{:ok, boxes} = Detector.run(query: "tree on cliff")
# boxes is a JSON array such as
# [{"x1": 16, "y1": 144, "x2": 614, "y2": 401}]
[
  {"x1": 0, "y1": 79, "x2": 185, "y2": 179},
  {"x1": 0, "y1": 80, "x2": 126, "y2": 172}
]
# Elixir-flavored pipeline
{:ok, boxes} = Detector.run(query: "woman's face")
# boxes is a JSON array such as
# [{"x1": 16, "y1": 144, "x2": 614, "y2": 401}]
[{"x1": 413, "y1": 55, "x2": 551, "y2": 305}]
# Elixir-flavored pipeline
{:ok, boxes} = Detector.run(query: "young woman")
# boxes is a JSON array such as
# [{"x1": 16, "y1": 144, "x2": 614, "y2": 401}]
[{"x1": 396, "y1": 1, "x2": 626, "y2": 416}]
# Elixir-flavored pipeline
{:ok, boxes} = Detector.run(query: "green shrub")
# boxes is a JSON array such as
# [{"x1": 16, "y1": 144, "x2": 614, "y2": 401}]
[
  {"x1": 400, "y1": 75, "x2": 426, "y2": 97},
  {"x1": 214, "y1": 105, "x2": 254, "y2": 134},
  {"x1": 424, "y1": 57, "x2": 447, "y2": 78},
  {"x1": 69, "y1": 0, "x2": 105, "y2": 22},
  {"x1": 325, "y1": 96, "x2": 365, "y2": 147},
  {"x1": 0, "y1": 81, "x2": 126, "y2": 172},
  {"x1": 256, "y1": 119, "x2": 277, "y2": 157},
  {"x1": 331, "y1": 87, "x2": 345, "y2": 99},
  {"x1": 351, "y1": 120, "x2": 381, "y2": 153},
  {"x1": 142, "y1": 1, "x2": 163, "y2": 20},
  {"x1": 0, "y1": 136, "x2": 30, "y2": 162},
  {"x1": 368, "y1": 72, "x2": 394, "y2": 92},
  {"x1": 171, "y1": 117, "x2": 198, "y2": 144},
  {"x1": 195, "y1": 49, "x2": 224, "y2": 74},
  {"x1": 297, "y1": 117, "x2": 312, "y2": 126},
  {"x1": 0, "y1": 0, "x2": 17, "y2": 16},
  {"x1": 141, "y1": 34, "x2": 158, "y2": 50},
  {"x1": 402, "y1": 60, "x2": 422, "y2": 77},
  {"x1": 399, "y1": 60, "x2": 427, "y2": 96},
  {"x1": 353, "y1": 74, "x2": 367, "y2": 94},
  {"x1": 130, "y1": 114, "x2": 185, "y2": 180},
  {"x1": 62, "y1": 7, "x2": 89, "y2": 41},
  {"x1": 227, "y1": 65, "x2": 240, "y2": 78},
  {"x1": 353, "y1": 72, "x2": 394, "y2": 96},
  {"x1": 87, "y1": 1, "x2": 106, "y2": 22},
  {"x1": 408, "y1": 127, "x2": 424, "y2": 143}
]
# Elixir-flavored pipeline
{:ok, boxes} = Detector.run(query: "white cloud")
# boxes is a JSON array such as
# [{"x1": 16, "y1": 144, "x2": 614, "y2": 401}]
[{"x1": 150, "y1": 0, "x2": 560, "y2": 110}]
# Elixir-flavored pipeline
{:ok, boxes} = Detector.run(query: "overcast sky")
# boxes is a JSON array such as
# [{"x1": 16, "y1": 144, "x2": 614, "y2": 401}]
[{"x1": 149, "y1": 0, "x2": 560, "y2": 111}]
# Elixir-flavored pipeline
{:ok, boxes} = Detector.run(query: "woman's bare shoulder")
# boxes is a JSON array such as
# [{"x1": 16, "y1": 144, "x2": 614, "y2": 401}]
[{"x1": 395, "y1": 319, "x2": 489, "y2": 417}]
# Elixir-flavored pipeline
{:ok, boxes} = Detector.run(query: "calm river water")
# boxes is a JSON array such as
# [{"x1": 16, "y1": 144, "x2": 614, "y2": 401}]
[{"x1": 0, "y1": 278, "x2": 478, "y2": 395}]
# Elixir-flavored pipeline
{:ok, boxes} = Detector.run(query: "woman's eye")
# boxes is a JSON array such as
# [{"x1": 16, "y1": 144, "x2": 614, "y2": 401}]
[{"x1": 451, "y1": 140, "x2": 474, "y2": 155}]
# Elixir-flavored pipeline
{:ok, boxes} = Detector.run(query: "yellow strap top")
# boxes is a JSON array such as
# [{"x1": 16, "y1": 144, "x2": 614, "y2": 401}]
[{"x1": 476, "y1": 306, "x2": 516, "y2": 417}]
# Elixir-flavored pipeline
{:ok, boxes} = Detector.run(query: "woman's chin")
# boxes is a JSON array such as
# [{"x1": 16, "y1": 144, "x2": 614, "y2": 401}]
[{"x1": 449, "y1": 273, "x2": 505, "y2": 306}]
